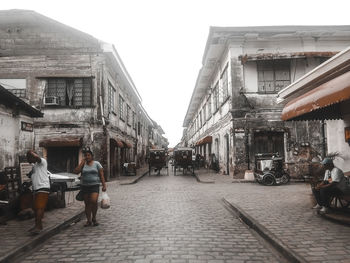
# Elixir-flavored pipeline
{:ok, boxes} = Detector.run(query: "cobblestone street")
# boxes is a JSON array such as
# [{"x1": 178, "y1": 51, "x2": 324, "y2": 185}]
[
  {"x1": 20, "y1": 169, "x2": 280, "y2": 263},
  {"x1": 2, "y1": 7, "x2": 350, "y2": 263},
  {"x1": 17, "y1": 168, "x2": 350, "y2": 263}
]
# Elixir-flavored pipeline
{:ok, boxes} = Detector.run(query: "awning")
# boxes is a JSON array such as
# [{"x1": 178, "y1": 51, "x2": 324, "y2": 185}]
[
  {"x1": 196, "y1": 136, "x2": 213, "y2": 146},
  {"x1": 110, "y1": 138, "x2": 124, "y2": 148},
  {"x1": 39, "y1": 136, "x2": 83, "y2": 147},
  {"x1": 123, "y1": 141, "x2": 133, "y2": 148},
  {"x1": 281, "y1": 70, "x2": 350, "y2": 121}
]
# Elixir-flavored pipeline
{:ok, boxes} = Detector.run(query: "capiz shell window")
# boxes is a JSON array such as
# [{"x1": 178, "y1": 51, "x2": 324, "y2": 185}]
[
  {"x1": 47, "y1": 78, "x2": 92, "y2": 106},
  {"x1": 257, "y1": 60, "x2": 290, "y2": 93}
]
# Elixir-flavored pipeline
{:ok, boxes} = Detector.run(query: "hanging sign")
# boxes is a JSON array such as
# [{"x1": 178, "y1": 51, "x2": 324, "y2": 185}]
[{"x1": 21, "y1": 121, "x2": 33, "y2": 132}]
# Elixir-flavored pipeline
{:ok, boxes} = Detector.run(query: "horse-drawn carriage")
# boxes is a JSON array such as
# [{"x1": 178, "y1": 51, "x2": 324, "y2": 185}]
[
  {"x1": 149, "y1": 148, "x2": 168, "y2": 176},
  {"x1": 173, "y1": 147, "x2": 194, "y2": 175}
]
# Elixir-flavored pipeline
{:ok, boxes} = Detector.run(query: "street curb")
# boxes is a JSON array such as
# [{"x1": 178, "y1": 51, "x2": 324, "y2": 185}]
[
  {"x1": 222, "y1": 198, "x2": 307, "y2": 263},
  {"x1": 193, "y1": 173, "x2": 215, "y2": 184},
  {"x1": 319, "y1": 211, "x2": 350, "y2": 226},
  {"x1": 0, "y1": 210, "x2": 84, "y2": 263},
  {"x1": 232, "y1": 179, "x2": 255, "y2": 183},
  {"x1": 120, "y1": 170, "x2": 149, "y2": 185}
]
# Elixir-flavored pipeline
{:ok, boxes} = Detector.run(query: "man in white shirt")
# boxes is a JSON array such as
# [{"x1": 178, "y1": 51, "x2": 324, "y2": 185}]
[
  {"x1": 312, "y1": 157, "x2": 345, "y2": 214},
  {"x1": 26, "y1": 150, "x2": 50, "y2": 234}
]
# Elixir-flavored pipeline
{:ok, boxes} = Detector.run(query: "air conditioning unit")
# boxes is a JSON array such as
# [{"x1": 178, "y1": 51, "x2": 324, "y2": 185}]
[{"x1": 44, "y1": 96, "x2": 59, "y2": 105}]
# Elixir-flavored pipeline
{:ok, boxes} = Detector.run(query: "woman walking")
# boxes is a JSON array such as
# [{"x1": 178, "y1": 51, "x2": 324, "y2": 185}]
[{"x1": 74, "y1": 149, "x2": 107, "y2": 226}]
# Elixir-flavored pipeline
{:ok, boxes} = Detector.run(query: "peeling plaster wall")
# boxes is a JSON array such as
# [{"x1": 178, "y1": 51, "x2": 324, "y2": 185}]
[
  {"x1": 0, "y1": 12, "x2": 153, "y2": 179},
  {"x1": 228, "y1": 37, "x2": 345, "y2": 178},
  {"x1": 0, "y1": 105, "x2": 35, "y2": 169},
  {"x1": 327, "y1": 119, "x2": 350, "y2": 172},
  {"x1": 185, "y1": 28, "x2": 350, "y2": 179}
]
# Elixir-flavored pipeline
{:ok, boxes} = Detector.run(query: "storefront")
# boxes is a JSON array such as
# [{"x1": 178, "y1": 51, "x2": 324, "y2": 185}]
[
  {"x1": 39, "y1": 136, "x2": 83, "y2": 173},
  {"x1": 278, "y1": 47, "x2": 350, "y2": 172}
]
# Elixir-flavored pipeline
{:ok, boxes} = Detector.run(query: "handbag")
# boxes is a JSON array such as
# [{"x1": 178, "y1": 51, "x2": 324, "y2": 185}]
[{"x1": 75, "y1": 190, "x2": 83, "y2": 201}]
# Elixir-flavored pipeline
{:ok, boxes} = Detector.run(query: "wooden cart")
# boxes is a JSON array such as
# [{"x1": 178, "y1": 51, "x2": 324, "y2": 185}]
[
  {"x1": 174, "y1": 147, "x2": 194, "y2": 175},
  {"x1": 149, "y1": 148, "x2": 168, "y2": 176}
]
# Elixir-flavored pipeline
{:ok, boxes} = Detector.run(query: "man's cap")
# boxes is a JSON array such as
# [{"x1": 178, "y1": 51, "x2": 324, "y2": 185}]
[{"x1": 321, "y1": 157, "x2": 333, "y2": 165}]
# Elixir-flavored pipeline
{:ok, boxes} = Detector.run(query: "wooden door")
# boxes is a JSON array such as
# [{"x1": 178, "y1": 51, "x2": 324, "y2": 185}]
[{"x1": 253, "y1": 132, "x2": 284, "y2": 156}]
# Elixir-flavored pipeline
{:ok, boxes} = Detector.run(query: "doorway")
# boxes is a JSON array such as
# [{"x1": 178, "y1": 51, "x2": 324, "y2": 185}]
[
  {"x1": 47, "y1": 147, "x2": 79, "y2": 173},
  {"x1": 253, "y1": 131, "x2": 284, "y2": 157}
]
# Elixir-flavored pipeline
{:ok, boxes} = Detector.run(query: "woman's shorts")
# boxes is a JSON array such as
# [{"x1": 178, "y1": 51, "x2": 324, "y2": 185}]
[
  {"x1": 81, "y1": 185, "x2": 100, "y2": 194},
  {"x1": 34, "y1": 191, "x2": 49, "y2": 210}
]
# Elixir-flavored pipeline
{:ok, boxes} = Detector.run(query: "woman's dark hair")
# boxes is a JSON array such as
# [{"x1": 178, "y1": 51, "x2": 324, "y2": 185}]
[{"x1": 83, "y1": 149, "x2": 93, "y2": 156}]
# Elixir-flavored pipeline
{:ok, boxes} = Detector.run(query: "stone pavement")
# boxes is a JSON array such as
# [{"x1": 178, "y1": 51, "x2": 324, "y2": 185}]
[
  {"x1": 0, "y1": 196, "x2": 84, "y2": 262},
  {"x1": 0, "y1": 166, "x2": 149, "y2": 262},
  {"x1": 195, "y1": 169, "x2": 350, "y2": 262},
  {"x1": 115, "y1": 165, "x2": 150, "y2": 185},
  {"x1": 20, "y1": 170, "x2": 281, "y2": 263},
  {"x1": 224, "y1": 184, "x2": 350, "y2": 263},
  {"x1": 194, "y1": 168, "x2": 239, "y2": 184},
  {"x1": 5, "y1": 168, "x2": 350, "y2": 262}
]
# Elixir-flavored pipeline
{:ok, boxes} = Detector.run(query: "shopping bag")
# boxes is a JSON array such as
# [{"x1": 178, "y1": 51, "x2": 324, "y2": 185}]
[
  {"x1": 100, "y1": 191, "x2": 110, "y2": 209},
  {"x1": 75, "y1": 190, "x2": 83, "y2": 201}
]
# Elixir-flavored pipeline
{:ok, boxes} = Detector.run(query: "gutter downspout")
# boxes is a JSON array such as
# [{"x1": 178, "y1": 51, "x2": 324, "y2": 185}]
[
  {"x1": 245, "y1": 118, "x2": 250, "y2": 170},
  {"x1": 321, "y1": 120, "x2": 326, "y2": 158}
]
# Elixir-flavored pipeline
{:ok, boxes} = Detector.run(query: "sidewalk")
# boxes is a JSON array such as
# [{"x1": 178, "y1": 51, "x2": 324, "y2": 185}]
[
  {"x1": 194, "y1": 168, "x2": 244, "y2": 184},
  {"x1": 0, "y1": 166, "x2": 148, "y2": 262},
  {"x1": 116, "y1": 165, "x2": 149, "y2": 185},
  {"x1": 0, "y1": 198, "x2": 84, "y2": 263},
  {"x1": 196, "y1": 169, "x2": 350, "y2": 262},
  {"x1": 223, "y1": 183, "x2": 350, "y2": 263}
]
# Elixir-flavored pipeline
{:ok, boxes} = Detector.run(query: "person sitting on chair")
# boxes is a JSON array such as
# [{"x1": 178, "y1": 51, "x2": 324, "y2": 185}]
[{"x1": 312, "y1": 157, "x2": 345, "y2": 214}]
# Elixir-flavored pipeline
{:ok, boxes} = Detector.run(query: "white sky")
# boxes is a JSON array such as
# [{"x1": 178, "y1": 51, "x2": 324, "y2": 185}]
[{"x1": 2, "y1": 0, "x2": 350, "y2": 146}]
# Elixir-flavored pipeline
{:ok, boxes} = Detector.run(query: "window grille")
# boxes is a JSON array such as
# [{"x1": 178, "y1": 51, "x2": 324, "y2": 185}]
[
  {"x1": 119, "y1": 95, "x2": 125, "y2": 120},
  {"x1": 47, "y1": 78, "x2": 92, "y2": 106},
  {"x1": 126, "y1": 105, "x2": 131, "y2": 126},
  {"x1": 108, "y1": 82, "x2": 115, "y2": 113}
]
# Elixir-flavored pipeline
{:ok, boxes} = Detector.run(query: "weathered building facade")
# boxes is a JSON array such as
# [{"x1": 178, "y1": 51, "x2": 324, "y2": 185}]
[
  {"x1": 0, "y1": 10, "x2": 165, "y2": 179},
  {"x1": 279, "y1": 46, "x2": 350, "y2": 173},
  {"x1": 150, "y1": 120, "x2": 169, "y2": 149},
  {"x1": 0, "y1": 85, "x2": 43, "y2": 169},
  {"x1": 182, "y1": 26, "x2": 350, "y2": 178}
]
